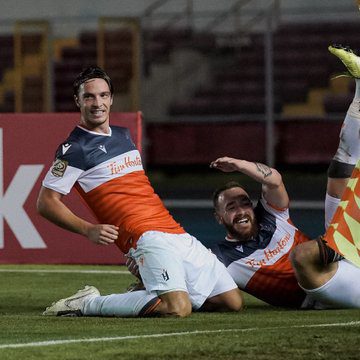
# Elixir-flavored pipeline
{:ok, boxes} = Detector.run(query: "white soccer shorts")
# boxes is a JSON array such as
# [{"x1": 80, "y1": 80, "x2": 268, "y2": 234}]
[
  {"x1": 333, "y1": 103, "x2": 360, "y2": 165},
  {"x1": 128, "y1": 231, "x2": 237, "y2": 309},
  {"x1": 302, "y1": 259, "x2": 360, "y2": 308}
]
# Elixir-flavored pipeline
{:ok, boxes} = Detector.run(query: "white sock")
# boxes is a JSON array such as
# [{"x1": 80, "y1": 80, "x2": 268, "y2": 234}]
[
  {"x1": 355, "y1": 79, "x2": 360, "y2": 100},
  {"x1": 325, "y1": 193, "x2": 340, "y2": 230},
  {"x1": 83, "y1": 290, "x2": 160, "y2": 317},
  {"x1": 347, "y1": 79, "x2": 360, "y2": 118}
]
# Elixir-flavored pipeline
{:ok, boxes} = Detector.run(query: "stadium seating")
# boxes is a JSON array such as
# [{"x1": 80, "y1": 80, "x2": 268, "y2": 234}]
[
  {"x1": 0, "y1": 35, "x2": 15, "y2": 112},
  {"x1": 323, "y1": 93, "x2": 353, "y2": 114},
  {"x1": 0, "y1": 33, "x2": 45, "y2": 112},
  {"x1": 145, "y1": 118, "x2": 342, "y2": 167},
  {"x1": 0, "y1": 35, "x2": 13, "y2": 80},
  {"x1": 167, "y1": 21, "x2": 360, "y2": 118},
  {"x1": 53, "y1": 29, "x2": 134, "y2": 111},
  {"x1": 1, "y1": 21, "x2": 360, "y2": 115}
]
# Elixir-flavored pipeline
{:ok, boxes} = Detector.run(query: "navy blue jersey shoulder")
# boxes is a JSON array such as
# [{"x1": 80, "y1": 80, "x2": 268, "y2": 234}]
[
  {"x1": 210, "y1": 200, "x2": 277, "y2": 267},
  {"x1": 54, "y1": 126, "x2": 136, "y2": 170}
]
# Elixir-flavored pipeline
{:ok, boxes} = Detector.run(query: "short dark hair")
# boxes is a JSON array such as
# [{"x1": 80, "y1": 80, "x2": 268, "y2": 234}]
[
  {"x1": 212, "y1": 181, "x2": 246, "y2": 210},
  {"x1": 73, "y1": 66, "x2": 114, "y2": 97}
]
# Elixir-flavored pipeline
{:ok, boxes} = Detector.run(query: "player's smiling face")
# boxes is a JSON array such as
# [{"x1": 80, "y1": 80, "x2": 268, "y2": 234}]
[
  {"x1": 215, "y1": 187, "x2": 258, "y2": 242},
  {"x1": 76, "y1": 78, "x2": 113, "y2": 133}
]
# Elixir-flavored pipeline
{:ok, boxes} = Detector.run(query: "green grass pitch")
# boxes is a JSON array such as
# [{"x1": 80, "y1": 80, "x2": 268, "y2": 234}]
[{"x1": 0, "y1": 264, "x2": 359, "y2": 360}]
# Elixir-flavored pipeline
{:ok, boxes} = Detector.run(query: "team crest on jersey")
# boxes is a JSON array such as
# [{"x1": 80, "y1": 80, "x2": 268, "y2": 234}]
[
  {"x1": 51, "y1": 159, "x2": 68, "y2": 177},
  {"x1": 98, "y1": 145, "x2": 107, "y2": 153},
  {"x1": 62, "y1": 143, "x2": 71, "y2": 155}
]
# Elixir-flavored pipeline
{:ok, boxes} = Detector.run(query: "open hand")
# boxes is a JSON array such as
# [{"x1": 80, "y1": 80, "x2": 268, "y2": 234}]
[
  {"x1": 87, "y1": 224, "x2": 119, "y2": 245},
  {"x1": 210, "y1": 157, "x2": 241, "y2": 172}
]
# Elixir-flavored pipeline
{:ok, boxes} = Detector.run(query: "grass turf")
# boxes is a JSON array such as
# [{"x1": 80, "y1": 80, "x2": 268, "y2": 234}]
[{"x1": 0, "y1": 264, "x2": 359, "y2": 360}]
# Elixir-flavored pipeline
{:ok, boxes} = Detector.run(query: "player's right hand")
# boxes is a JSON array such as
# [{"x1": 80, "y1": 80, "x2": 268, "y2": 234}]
[
  {"x1": 87, "y1": 224, "x2": 119, "y2": 245},
  {"x1": 125, "y1": 256, "x2": 141, "y2": 278},
  {"x1": 210, "y1": 157, "x2": 241, "y2": 172}
]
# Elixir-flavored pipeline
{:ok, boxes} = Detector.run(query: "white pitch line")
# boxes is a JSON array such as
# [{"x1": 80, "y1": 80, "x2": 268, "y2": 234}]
[
  {"x1": 0, "y1": 269, "x2": 129, "y2": 274},
  {"x1": 1, "y1": 321, "x2": 359, "y2": 350}
]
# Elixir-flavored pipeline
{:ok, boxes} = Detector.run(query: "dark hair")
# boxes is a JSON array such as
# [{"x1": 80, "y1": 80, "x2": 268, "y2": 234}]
[
  {"x1": 73, "y1": 66, "x2": 114, "y2": 97},
  {"x1": 212, "y1": 181, "x2": 246, "y2": 210}
]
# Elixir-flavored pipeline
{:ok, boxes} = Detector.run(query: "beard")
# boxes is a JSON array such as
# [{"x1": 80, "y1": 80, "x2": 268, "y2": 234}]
[{"x1": 223, "y1": 216, "x2": 258, "y2": 242}]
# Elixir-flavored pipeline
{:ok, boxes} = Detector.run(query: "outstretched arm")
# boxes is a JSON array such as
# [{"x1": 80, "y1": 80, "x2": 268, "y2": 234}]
[
  {"x1": 37, "y1": 186, "x2": 119, "y2": 245},
  {"x1": 210, "y1": 157, "x2": 289, "y2": 209}
]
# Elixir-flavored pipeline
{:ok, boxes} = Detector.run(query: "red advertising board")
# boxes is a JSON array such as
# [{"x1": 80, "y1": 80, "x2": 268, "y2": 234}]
[{"x1": 0, "y1": 112, "x2": 142, "y2": 264}]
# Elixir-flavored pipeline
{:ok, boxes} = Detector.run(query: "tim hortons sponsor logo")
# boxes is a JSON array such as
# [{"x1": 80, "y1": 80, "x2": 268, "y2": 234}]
[
  {"x1": 245, "y1": 233, "x2": 291, "y2": 268},
  {"x1": 107, "y1": 155, "x2": 142, "y2": 174}
]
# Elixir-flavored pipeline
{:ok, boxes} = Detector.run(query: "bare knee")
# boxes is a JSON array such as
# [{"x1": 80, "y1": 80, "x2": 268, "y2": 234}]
[
  {"x1": 290, "y1": 241, "x2": 318, "y2": 272},
  {"x1": 156, "y1": 291, "x2": 192, "y2": 317},
  {"x1": 164, "y1": 298, "x2": 192, "y2": 318},
  {"x1": 203, "y1": 288, "x2": 243, "y2": 312},
  {"x1": 224, "y1": 299, "x2": 243, "y2": 312},
  {"x1": 223, "y1": 289, "x2": 243, "y2": 312},
  {"x1": 290, "y1": 240, "x2": 339, "y2": 290}
]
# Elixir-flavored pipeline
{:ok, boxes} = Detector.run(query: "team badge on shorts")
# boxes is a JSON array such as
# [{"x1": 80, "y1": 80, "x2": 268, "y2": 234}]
[
  {"x1": 161, "y1": 269, "x2": 169, "y2": 281},
  {"x1": 51, "y1": 159, "x2": 68, "y2": 177}
]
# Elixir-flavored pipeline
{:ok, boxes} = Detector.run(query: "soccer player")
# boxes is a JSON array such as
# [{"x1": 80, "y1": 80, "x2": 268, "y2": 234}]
[
  {"x1": 324, "y1": 45, "x2": 360, "y2": 229},
  {"x1": 290, "y1": 45, "x2": 360, "y2": 308},
  {"x1": 209, "y1": 158, "x2": 315, "y2": 308},
  {"x1": 38, "y1": 66, "x2": 243, "y2": 318}
]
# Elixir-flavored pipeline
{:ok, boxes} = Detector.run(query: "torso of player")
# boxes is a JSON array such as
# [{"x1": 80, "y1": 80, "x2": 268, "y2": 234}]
[
  {"x1": 211, "y1": 199, "x2": 310, "y2": 307},
  {"x1": 43, "y1": 125, "x2": 184, "y2": 253}
]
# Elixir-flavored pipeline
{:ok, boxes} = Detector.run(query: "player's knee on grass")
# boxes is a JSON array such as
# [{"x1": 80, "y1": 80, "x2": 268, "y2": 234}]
[
  {"x1": 217, "y1": 288, "x2": 244, "y2": 312},
  {"x1": 202, "y1": 288, "x2": 243, "y2": 312},
  {"x1": 157, "y1": 291, "x2": 192, "y2": 317},
  {"x1": 226, "y1": 289, "x2": 243, "y2": 312}
]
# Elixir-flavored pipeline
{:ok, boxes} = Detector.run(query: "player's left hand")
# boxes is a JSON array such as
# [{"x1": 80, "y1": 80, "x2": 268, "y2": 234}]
[
  {"x1": 125, "y1": 255, "x2": 140, "y2": 278},
  {"x1": 87, "y1": 224, "x2": 119, "y2": 245}
]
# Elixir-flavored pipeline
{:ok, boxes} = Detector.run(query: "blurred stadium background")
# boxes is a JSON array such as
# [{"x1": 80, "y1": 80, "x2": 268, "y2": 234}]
[{"x1": 1, "y1": 0, "x2": 359, "y2": 257}]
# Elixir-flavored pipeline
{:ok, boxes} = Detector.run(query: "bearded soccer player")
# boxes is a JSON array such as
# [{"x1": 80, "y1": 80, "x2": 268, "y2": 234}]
[
  {"x1": 37, "y1": 66, "x2": 243, "y2": 318},
  {"x1": 209, "y1": 158, "x2": 313, "y2": 308}
]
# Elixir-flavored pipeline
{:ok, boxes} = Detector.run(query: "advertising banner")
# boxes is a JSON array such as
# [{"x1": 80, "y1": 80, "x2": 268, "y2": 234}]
[{"x1": 0, "y1": 112, "x2": 142, "y2": 264}]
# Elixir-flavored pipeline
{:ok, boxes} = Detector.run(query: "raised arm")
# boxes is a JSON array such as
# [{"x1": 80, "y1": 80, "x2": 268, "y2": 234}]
[
  {"x1": 37, "y1": 186, "x2": 119, "y2": 245},
  {"x1": 210, "y1": 157, "x2": 289, "y2": 209}
]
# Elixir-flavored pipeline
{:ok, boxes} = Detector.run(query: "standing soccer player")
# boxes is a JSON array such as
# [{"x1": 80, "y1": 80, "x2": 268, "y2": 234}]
[{"x1": 38, "y1": 66, "x2": 243, "y2": 318}]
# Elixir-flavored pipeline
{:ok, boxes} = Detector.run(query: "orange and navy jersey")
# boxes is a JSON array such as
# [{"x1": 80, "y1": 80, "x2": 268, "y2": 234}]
[
  {"x1": 43, "y1": 125, "x2": 184, "y2": 253},
  {"x1": 210, "y1": 198, "x2": 310, "y2": 308}
]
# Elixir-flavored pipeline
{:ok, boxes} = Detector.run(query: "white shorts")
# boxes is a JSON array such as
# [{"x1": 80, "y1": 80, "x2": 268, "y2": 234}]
[
  {"x1": 333, "y1": 104, "x2": 360, "y2": 165},
  {"x1": 302, "y1": 259, "x2": 360, "y2": 309},
  {"x1": 128, "y1": 231, "x2": 237, "y2": 309}
]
